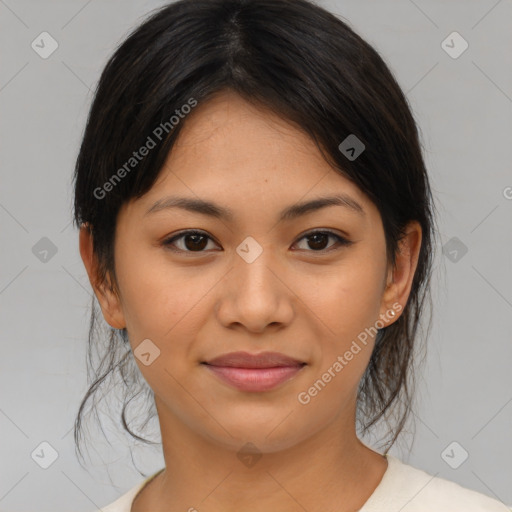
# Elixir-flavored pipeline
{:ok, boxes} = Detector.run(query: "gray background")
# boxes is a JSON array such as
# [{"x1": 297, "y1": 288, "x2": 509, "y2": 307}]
[{"x1": 1, "y1": 0, "x2": 511, "y2": 510}]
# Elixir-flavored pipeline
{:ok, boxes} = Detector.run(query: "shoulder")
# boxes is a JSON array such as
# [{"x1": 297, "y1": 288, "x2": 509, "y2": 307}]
[
  {"x1": 91, "y1": 469, "x2": 163, "y2": 512},
  {"x1": 363, "y1": 454, "x2": 512, "y2": 512},
  {"x1": 92, "y1": 483, "x2": 142, "y2": 512},
  {"x1": 411, "y1": 470, "x2": 511, "y2": 512}
]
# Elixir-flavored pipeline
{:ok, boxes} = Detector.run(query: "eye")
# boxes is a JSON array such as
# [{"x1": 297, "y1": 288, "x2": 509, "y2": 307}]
[
  {"x1": 293, "y1": 230, "x2": 353, "y2": 252},
  {"x1": 162, "y1": 229, "x2": 352, "y2": 254},
  {"x1": 162, "y1": 230, "x2": 219, "y2": 253}
]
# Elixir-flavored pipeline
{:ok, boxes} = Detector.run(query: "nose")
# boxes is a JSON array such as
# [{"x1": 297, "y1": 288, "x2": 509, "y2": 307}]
[{"x1": 214, "y1": 239, "x2": 295, "y2": 333}]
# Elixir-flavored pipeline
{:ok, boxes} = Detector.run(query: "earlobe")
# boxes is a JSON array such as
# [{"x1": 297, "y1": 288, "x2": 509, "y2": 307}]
[
  {"x1": 379, "y1": 220, "x2": 422, "y2": 325},
  {"x1": 79, "y1": 223, "x2": 126, "y2": 330}
]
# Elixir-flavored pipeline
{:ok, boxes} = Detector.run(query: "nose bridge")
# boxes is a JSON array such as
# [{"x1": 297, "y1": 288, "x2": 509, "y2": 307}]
[
  {"x1": 218, "y1": 234, "x2": 293, "y2": 330},
  {"x1": 234, "y1": 234, "x2": 281, "y2": 296}
]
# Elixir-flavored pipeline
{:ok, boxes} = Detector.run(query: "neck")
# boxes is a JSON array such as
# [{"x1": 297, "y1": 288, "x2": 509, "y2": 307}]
[{"x1": 132, "y1": 398, "x2": 388, "y2": 512}]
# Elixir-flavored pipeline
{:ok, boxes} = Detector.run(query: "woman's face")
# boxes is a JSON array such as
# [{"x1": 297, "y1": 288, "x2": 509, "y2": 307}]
[{"x1": 83, "y1": 90, "x2": 420, "y2": 454}]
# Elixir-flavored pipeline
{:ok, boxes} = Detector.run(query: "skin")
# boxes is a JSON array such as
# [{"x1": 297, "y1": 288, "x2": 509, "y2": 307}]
[{"x1": 80, "y1": 89, "x2": 421, "y2": 512}]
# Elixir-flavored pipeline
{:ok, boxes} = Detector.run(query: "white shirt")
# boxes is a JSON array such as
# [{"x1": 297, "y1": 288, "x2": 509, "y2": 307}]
[{"x1": 95, "y1": 454, "x2": 511, "y2": 511}]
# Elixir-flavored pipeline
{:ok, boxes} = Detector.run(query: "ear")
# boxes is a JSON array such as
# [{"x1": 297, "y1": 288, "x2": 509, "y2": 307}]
[
  {"x1": 79, "y1": 223, "x2": 126, "y2": 330},
  {"x1": 379, "y1": 220, "x2": 422, "y2": 326}
]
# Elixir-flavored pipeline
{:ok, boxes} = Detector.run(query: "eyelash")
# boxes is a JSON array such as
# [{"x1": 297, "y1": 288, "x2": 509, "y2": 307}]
[{"x1": 162, "y1": 229, "x2": 353, "y2": 255}]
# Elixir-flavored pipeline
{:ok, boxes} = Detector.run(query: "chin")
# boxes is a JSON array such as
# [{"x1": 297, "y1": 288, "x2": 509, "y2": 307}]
[{"x1": 195, "y1": 412, "x2": 311, "y2": 455}]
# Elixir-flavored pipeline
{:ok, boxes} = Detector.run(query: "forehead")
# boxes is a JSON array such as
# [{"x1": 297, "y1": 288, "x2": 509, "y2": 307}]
[
  {"x1": 129, "y1": 90, "x2": 377, "y2": 222},
  {"x1": 166, "y1": 90, "x2": 328, "y2": 173}
]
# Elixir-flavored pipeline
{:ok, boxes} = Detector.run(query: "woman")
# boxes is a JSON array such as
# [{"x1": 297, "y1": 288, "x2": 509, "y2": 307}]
[{"x1": 72, "y1": 0, "x2": 511, "y2": 510}]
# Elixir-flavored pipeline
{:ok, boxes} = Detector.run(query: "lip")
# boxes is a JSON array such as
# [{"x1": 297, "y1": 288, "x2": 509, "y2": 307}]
[
  {"x1": 201, "y1": 351, "x2": 306, "y2": 392},
  {"x1": 204, "y1": 351, "x2": 305, "y2": 368}
]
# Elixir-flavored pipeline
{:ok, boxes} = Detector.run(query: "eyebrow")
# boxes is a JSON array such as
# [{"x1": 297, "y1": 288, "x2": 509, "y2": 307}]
[{"x1": 144, "y1": 193, "x2": 366, "y2": 221}]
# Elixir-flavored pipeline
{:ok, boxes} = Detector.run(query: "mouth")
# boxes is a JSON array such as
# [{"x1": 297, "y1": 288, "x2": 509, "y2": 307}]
[{"x1": 201, "y1": 351, "x2": 307, "y2": 392}]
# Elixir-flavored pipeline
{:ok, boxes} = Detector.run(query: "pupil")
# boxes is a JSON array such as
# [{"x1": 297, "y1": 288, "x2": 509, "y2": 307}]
[
  {"x1": 309, "y1": 233, "x2": 328, "y2": 250},
  {"x1": 185, "y1": 234, "x2": 207, "y2": 251}
]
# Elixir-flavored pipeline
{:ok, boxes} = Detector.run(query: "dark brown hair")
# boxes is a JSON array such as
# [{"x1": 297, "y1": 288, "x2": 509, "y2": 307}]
[{"x1": 72, "y1": 0, "x2": 438, "y2": 466}]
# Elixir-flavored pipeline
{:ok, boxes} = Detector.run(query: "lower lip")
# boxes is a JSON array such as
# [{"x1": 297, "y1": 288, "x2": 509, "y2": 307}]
[{"x1": 203, "y1": 364, "x2": 305, "y2": 392}]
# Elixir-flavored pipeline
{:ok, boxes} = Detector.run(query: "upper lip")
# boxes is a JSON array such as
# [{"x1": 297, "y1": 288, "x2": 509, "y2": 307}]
[{"x1": 203, "y1": 351, "x2": 306, "y2": 368}]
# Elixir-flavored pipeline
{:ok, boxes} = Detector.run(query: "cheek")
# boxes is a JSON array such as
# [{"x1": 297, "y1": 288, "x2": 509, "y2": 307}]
[
  {"x1": 293, "y1": 261, "x2": 386, "y2": 410},
  {"x1": 114, "y1": 246, "x2": 178, "y2": 336},
  {"x1": 115, "y1": 246, "x2": 216, "y2": 345},
  {"x1": 305, "y1": 254, "x2": 386, "y2": 345}
]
